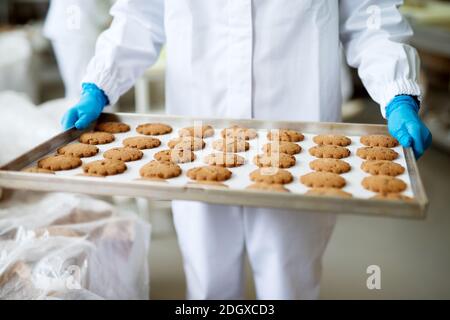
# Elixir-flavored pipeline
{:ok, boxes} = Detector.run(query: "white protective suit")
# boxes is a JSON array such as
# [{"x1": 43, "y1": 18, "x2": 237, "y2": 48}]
[{"x1": 83, "y1": 0, "x2": 421, "y2": 299}]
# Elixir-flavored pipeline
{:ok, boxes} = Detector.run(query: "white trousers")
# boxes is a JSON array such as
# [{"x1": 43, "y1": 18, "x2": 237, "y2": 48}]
[{"x1": 172, "y1": 201, "x2": 336, "y2": 300}]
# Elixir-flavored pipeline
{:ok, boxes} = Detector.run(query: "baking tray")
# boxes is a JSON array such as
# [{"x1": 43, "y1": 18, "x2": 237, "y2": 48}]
[{"x1": 0, "y1": 112, "x2": 428, "y2": 219}]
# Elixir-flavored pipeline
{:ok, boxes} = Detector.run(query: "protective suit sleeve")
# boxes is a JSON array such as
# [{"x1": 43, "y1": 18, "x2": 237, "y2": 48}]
[{"x1": 82, "y1": 0, "x2": 165, "y2": 105}]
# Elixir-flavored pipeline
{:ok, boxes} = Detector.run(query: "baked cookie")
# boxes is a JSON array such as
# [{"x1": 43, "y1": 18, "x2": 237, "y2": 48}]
[
  {"x1": 38, "y1": 155, "x2": 82, "y2": 171},
  {"x1": 361, "y1": 175, "x2": 407, "y2": 193},
  {"x1": 254, "y1": 153, "x2": 296, "y2": 169},
  {"x1": 300, "y1": 172, "x2": 346, "y2": 189},
  {"x1": 57, "y1": 143, "x2": 99, "y2": 158},
  {"x1": 95, "y1": 122, "x2": 130, "y2": 133},
  {"x1": 313, "y1": 134, "x2": 352, "y2": 147},
  {"x1": 221, "y1": 126, "x2": 257, "y2": 140},
  {"x1": 372, "y1": 193, "x2": 413, "y2": 201},
  {"x1": 154, "y1": 149, "x2": 196, "y2": 164},
  {"x1": 22, "y1": 167, "x2": 55, "y2": 174},
  {"x1": 136, "y1": 123, "x2": 173, "y2": 135},
  {"x1": 83, "y1": 159, "x2": 127, "y2": 176},
  {"x1": 357, "y1": 147, "x2": 398, "y2": 161},
  {"x1": 309, "y1": 159, "x2": 351, "y2": 174},
  {"x1": 249, "y1": 168, "x2": 293, "y2": 185},
  {"x1": 168, "y1": 137, "x2": 205, "y2": 151},
  {"x1": 246, "y1": 183, "x2": 290, "y2": 193},
  {"x1": 267, "y1": 129, "x2": 304, "y2": 142},
  {"x1": 263, "y1": 141, "x2": 301, "y2": 155},
  {"x1": 213, "y1": 138, "x2": 250, "y2": 153},
  {"x1": 123, "y1": 136, "x2": 161, "y2": 150},
  {"x1": 306, "y1": 188, "x2": 353, "y2": 198},
  {"x1": 203, "y1": 153, "x2": 245, "y2": 168},
  {"x1": 179, "y1": 125, "x2": 215, "y2": 138},
  {"x1": 309, "y1": 145, "x2": 350, "y2": 159},
  {"x1": 361, "y1": 135, "x2": 399, "y2": 148},
  {"x1": 103, "y1": 147, "x2": 144, "y2": 162},
  {"x1": 361, "y1": 160, "x2": 405, "y2": 176},
  {"x1": 79, "y1": 132, "x2": 115, "y2": 145},
  {"x1": 140, "y1": 160, "x2": 182, "y2": 179},
  {"x1": 187, "y1": 166, "x2": 232, "y2": 182}
]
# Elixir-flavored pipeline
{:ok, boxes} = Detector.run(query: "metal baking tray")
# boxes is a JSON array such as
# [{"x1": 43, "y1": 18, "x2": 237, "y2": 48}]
[{"x1": 0, "y1": 112, "x2": 428, "y2": 219}]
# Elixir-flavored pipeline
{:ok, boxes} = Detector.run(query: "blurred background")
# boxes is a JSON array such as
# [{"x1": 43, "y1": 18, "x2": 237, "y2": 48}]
[{"x1": 0, "y1": 0, "x2": 449, "y2": 299}]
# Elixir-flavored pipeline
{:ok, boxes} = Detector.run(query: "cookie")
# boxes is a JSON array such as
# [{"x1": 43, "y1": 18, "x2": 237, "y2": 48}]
[
  {"x1": 267, "y1": 129, "x2": 304, "y2": 142},
  {"x1": 372, "y1": 193, "x2": 413, "y2": 201},
  {"x1": 179, "y1": 125, "x2": 215, "y2": 138},
  {"x1": 309, "y1": 145, "x2": 350, "y2": 159},
  {"x1": 140, "y1": 161, "x2": 182, "y2": 179},
  {"x1": 22, "y1": 167, "x2": 55, "y2": 174},
  {"x1": 361, "y1": 135, "x2": 399, "y2": 148},
  {"x1": 221, "y1": 126, "x2": 257, "y2": 140},
  {"x1": 79, "y1": 132, "x2": 115, "y2": 145},
  {"x1": 95, "y1": 122, "x2": 130, "y2": 133},
  {"x1": 249, "y1": 168, "x2": 293, "y2": 185},
  {"x1": 306, "y1": 188, "x2": 353, "y2": 198},
  {"x1": 213, "y1": 138, "x2": 250, "y2": 153},
  {"x1": 254, "y1": 153, "x2": 296, "y2": 169},
  {"x1": 136, "y1": 123, "x2": 173, "y2": 135},
  {"x1": 263, "y1": 141, "x2": 301, "y2": 155},
  {"x1": 187, "y1": 166, "x2": 232, "y2": 182},
  {"x1": 246, "y1": 183, "x2": 290, "y2": 193},
  {"x1": 38, "y1": 155, "x2": 82, "y2": 171},
  {"x1": 168, "y1": 137, "x2": 205, "y2": 151},
  {"x1": 83, "y1": 159, "x2": 127, "y2": 176},
  {"x1": 357, "y1": 147, "x2": 398, "y2": 161},
  {"x1": 309, "y1": 159, "x2": 351, "y2": 174},
  {"x1": 313, "y1": 134, "x2": 351, "y2": 147},
  {"x1": 300, "y1": 172, "x2": 346, "y2": 188},
  {"x1": 103, "y1": 147, "x2": 144, "y2": 162},
  {"x1": 57, "y1": 143, "x2": 99, "y2": 158},
  {"x1": 123, "y1": 136, "x2": 161, "y2": 150},
  {"x1": 361, "y1": 160, "x2": 405, "y2": 176},
  {"x1": 361, "y1": 175, "x2": 407, "y2": 193},
  {"x1": 154, "y1": 149, "x2": 196, "y2": 164},
  {"x1": 203, "y1": 153, "x2": 245, "y2": 168}
]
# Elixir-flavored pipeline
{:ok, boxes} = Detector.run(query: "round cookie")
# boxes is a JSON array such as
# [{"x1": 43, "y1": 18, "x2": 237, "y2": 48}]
[
  {"x1": 309, "y1": 145, "x2": 350, "y2": 159},
  {"x1": 38, "y1": 155, "x2": 82, "y2": 171},
  {"x1": 246, "y1": 183, "x2": 290, "y2": 193},
  {"x1": 357, "y1": 147, "x2": 398, "y2": 161},
  {"x1": 267, "y1": 129, "x2": 304, "y2": 142},
  {"x1": 136, "y1": 123, "x2": 173, "y2": 135},
  {"x1": 103, "y1": 147, "x2": 144, "y2": 162},
  {"x1": 213, "y1": 139, "x2": 250, "y2": 153},
  {"x1": 95, "y1": 122, "x2": 130, "y2": 133},
  {"x1": 254, "y1": 153, "x2": 296, "y2": 169},
  {"x1": 140, "y1": 161, "x2": 182, "y2": 179},
  {"x1": 154, "y1": 149, "x2": 196, "y2": 164},
  {"x1": 263, "y1": 142, "x2": 301, "y2": 155},
  {"x1": 361, "y1": 135, "x2": 399, "y2": 148},
  {"x1": 187, "y1": 166, "x2": 232, "y2": 182},
  {"x1": 79, "y1": 132, "x2": 115, "y2": 145},
  {"x1": 168, "y1": 137, "x2": 205, "y2": 151},
  {"x1": 83, "y1": 159, "x2": 127, "y2": 176},
  {"x1": 179, "y1": 125, "x2": 215, "y2": 138},
  {"x1": 306, "y1": 188, "x2": 353, "y2": 198},
  {"x1": 309, "y1": 159, "x2": 351, "y2": 174},
  {"x1": 203, "y1": 153, "x2": 245, "y2": 168},
  {"x1": 123, "y1": 136, "x2": 161, "y2": 150},
  {"x1": 22, "y1": 167, "x2": 55, "y2": 174},
  {"x1": 300, "y1": 172, "x2": 346, "y2": 189},
  {"x1": 361, "y1": 175, "x2": 407, "y2": 193},
  {"x1": 372, "y1": 193, "x2": 413, "y2": 201},
  {"x1": 313, "y1": 134, "x2": 351, "y2": 147},
  {"x1": 361, "y1": 160, "x2": 405, "y2": 176},
  {"x1": 221, "y1": 126, "x2": 257, "y2": 140},
  {"x1": 57, "y1": 143, "x2": 99, "y2": 158},
  {"x1": 249, "y1": 168, "x2": 293, "y2": 185}
]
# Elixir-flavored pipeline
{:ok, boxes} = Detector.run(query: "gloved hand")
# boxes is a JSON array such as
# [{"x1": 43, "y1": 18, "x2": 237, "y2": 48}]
[
  {"x1": 386, "y1": 95, "x2": 432, "y2": 159},
  {"x1": 61, "y1": 83, "x2": 109, "y2": 130}
]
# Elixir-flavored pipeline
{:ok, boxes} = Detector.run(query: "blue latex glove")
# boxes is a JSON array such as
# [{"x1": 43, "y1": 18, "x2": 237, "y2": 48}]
[
  {"x1": 386, "y1": 95, "x2": 432, "y2": 159},
  {"x1": 61, "y1": 83, "x2": 109, "y2": 130}
]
